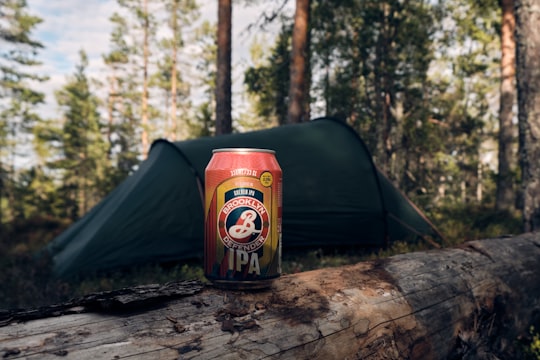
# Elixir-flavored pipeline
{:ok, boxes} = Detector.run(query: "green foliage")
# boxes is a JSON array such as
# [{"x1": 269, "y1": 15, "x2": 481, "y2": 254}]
[
  {"x1": 243, "y1": 0, "x2": 489, "y2": 211},
  {"x1": 51, "y1": 51, "x2": 111, "y2": 219},
  {"x1": 427, "y1": 203, "x2": 522, "y2": 246},
  {"x1": 0, "y1": 216, "x2": 71, "y2": 309},
  {"x1": 528, "y1": 326, "x2": 540, "y2": 360},
  {"x1": 150, "y1": 0, "x2": 199, "y2": 140},
  {"x1": 102, "y1": 12, "x2": 141, "y2": 180},
  {"x1": 518, "y1": 325, "x2": 540, "y2": 360},
  {"x1": 244, "y1": 25, "x2": 291, "y2": 126},
  {"x1": 0, "y1": 0, "x2": 47, "y2": 223},
  {"x1": 187, "y1": 102, "x2": 214, "y2": 138},
  {"x1": 9, "y1": 166, "x2": 67, "y2": 219},
  {"x1": 309, "y1": 0, "x2": 437, "y2": 163},
  {"x1": 242, "y1": 0, "x2": 502, "y2": 213},
  {"x1": 186, "y1": 20, "x2": 217, "y2": 136}
]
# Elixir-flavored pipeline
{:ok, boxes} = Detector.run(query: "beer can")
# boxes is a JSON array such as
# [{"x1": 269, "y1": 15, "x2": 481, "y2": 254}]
[{"x1": 204, "y1": 148, "x2": 282, "y2": 289}]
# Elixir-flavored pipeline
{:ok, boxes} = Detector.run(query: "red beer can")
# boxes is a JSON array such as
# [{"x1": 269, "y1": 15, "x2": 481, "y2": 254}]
[{"x1": 204, "y1": 148, "x2": 282, "y2": 289}]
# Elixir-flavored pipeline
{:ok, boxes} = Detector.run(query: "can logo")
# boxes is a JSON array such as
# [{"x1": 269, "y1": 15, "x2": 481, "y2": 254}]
[{"x1": 218, "y1": 193, "x2": 269, "y2": 251}]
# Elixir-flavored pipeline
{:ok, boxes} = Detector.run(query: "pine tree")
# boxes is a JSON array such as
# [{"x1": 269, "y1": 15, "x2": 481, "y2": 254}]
[
  {"x1": 245, "y1": 0, "x2": 501, "y2": 207},
  {"x1": 308, "y1": 0, "x2": 438, "y2": 191},
  {"x1": 0, "y1": 0, "x2": 47, "y2": 221},
  {"x1": 32, "y1": 117, "x2": 67, "y2": 218},
  {"x1": 244, "y1": 26, "x2": 291, "y2": 127},
  {"x1": 103, "y1": 12, "x2": 142, "y2": 184},
  {"x1": 154, "y1": 0, "x2": 199, "y2": 141},
  {"x1": 188, "y1": 20, "x2": 217, "y2": 138},
  {"x1": 215, "y1": 0, "x2": 232, "y2": 135},
  {"x1": 431, "y1": 0, "x2": 500, "y2": 204},
  {"x1": 287, "y1": 0, "x2": 310, "y2": 124},
  {"x1": 54, "y1": 51, "x2": 109, "y2": 219},
  {"x1": 117, "y1": 0, "x2": 158, "y2": 158},
  {"x1": 496, "y1": 0, "x2": 517, "y2": 211},
  {"x1": 515, "y1": 0, "x2": 540, "y2": 231}
]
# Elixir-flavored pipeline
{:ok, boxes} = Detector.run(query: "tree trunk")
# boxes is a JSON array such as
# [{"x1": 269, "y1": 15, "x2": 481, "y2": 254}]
[
  {"x1": 1, "y1": 234, "x2": 539, "y2": 359},
  {"x1": 215, "y1": 0, "x2": 232, "y2": 135},
  {"x1": 141, "y1": 0, "x2": 150, "y2": 158},
  {"x1": 496, "y1": 0, "x2": 516, "y2": 211},
  {"x1": 515, "y1": 0, "x2": 540, "y2": 231},
  {"x1": 373, "y1": 3, "x2": 395, "y2": 177},
  {"x1": 106, "y1": 75, "x2": 116, "y2": 159},
  {"x1": 287, "y1": 0, "x2": 310, "y2": 124},
  {"x1": 170, "y1": 0, "x2": 179, "y2": 142}
]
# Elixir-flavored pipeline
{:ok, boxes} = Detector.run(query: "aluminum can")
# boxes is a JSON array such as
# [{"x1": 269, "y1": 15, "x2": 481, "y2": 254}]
[{"x1": 204, "y1": 148, "x2": 282, "y2": 289}]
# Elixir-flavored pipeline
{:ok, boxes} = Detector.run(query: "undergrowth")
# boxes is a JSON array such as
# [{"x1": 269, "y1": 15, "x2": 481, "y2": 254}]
[
  {"x1": 0, "y1": 204, "x2": 524, "y2": 310},
  {"x1": 525, "y1": 326, "x2": 540, "y2": 360},
  {"x1": 427, "y1": 203, "x2": 522, "y2": 246}
]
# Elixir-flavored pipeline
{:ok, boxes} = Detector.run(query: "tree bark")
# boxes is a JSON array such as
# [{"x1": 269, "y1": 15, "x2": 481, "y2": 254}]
[
  {"x1": 141, "y1": 0, "x2": 150, "y2": 158},
  {"x1": 1, "y1": 234, "x2": 539, "y2": 359},
  {"x1": 170, "y1": 0, "x2": 179, "y2": 142},
  {"x1": 373, "y1": 2, "x2": 395, "y2": 178},
  {"x1": 496, "y1": 0, "x2": 517, "y2": 212},
  {"x1": 215, "y1": 0, "x2": 232, "y2": 135},
  {"x1": 106, "y1": 75, "x2": 116, "y2": 158},
  {"x1": 515, "y1": 0, "x2": 540, "y2": 231},
  {"x1": 287, "y1": 0, "x2": 310, "y2": 124}
]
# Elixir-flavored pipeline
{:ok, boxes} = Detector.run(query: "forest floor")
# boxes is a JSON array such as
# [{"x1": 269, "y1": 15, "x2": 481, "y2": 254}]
[{"x1": 0, "y1": 203, "x2": 522, "y2": 310}]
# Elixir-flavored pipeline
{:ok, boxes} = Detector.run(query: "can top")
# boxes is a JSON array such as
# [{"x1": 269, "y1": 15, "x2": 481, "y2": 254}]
[{"x1": 212, "y1": 148, "x2": 275, "y2": 154}]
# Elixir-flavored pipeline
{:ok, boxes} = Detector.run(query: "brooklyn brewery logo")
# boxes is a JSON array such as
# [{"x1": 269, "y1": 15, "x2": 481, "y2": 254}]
[
  {"x1": 217, "y1": 188, "x2": 270, "y2": 275},
  {"x1": 218, "y1": 189, "x2": 270, "y2": 253}
]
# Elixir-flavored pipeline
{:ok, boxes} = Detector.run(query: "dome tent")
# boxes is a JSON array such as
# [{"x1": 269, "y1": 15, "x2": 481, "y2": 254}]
[{"x1": 46, "y1": 117, "x2": 441, "y2": 277}]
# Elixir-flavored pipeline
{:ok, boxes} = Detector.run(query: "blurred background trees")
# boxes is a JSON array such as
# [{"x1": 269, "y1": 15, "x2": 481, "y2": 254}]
[{"x1": 0, "y1": 0, "x2": 536, "y2": 243}]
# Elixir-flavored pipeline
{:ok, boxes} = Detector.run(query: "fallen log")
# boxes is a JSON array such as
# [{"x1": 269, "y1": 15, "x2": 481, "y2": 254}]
[{"x1": 1, "y1": 233, "x2": 539, "y2": 359}]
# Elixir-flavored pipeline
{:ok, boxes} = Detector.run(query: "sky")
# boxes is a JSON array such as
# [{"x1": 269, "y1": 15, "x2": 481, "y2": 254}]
[{"x1": 25, "y1": 0, "x2": 293, "y2": 118}]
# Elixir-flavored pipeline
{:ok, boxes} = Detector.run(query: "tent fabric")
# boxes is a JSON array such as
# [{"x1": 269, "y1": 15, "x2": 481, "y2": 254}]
[{"x1": 47, "y1": 117, "x2": 441, "y2": 277}]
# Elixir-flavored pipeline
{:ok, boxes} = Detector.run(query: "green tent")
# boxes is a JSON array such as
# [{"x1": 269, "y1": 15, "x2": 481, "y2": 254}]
[{"x1": 47, "y1": 117, "x2": 441, "y2": 277}]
